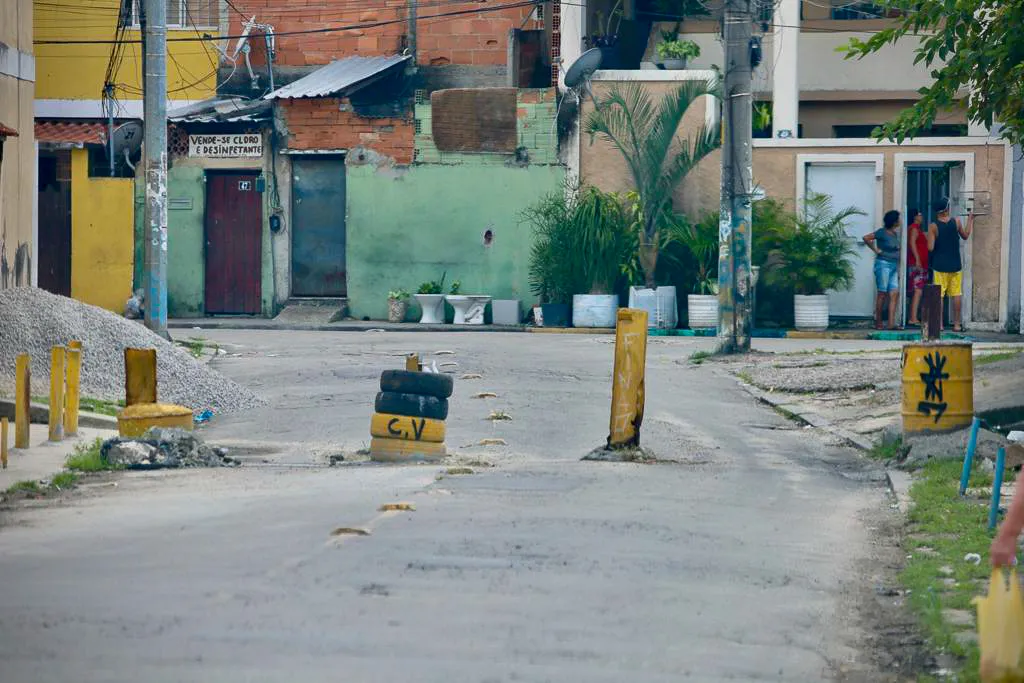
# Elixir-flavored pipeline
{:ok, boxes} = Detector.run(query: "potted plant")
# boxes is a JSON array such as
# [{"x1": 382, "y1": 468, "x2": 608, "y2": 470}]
[
  {"x1": 761, "y1": 193, "x2": 864, "y2": 331},
  {"x1": 524, "y1": 189, "x2": 584, "y2": 328},
  {"x1": 387, "y1": 289, "x2": 410, "y2": 323},
  {"x1": 586, "y1": 0, "x2": 624, "y2": 69},
  {"x1": 570, "y1": 187, "x2": 631, "y2": 328},
  {"x1": 656, "y1": 37, "x2": 700, "y2": 70},
  {"x1": 675, "y1": 213, "x2": 719, "y2": 329},
  {"x1": 415, "y1": 273, "x2": 446, "y2": 324},
  {"x1": 444, "y1": 279, "x2": 491, "y2": 325}
]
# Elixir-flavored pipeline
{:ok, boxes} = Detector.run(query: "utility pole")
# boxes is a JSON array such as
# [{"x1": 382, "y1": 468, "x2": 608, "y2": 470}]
[
  {"x1": 717, "y1": 0, "x2": 754, "y2": 354},
  {"x1": 142, "y1": 0, "x2": 168, "y2": 337}
]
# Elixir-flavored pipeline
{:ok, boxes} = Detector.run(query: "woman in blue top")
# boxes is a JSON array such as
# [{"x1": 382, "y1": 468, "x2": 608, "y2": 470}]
[{"x1": 863, "y1": 210, "x2": 902, "y2": 330}]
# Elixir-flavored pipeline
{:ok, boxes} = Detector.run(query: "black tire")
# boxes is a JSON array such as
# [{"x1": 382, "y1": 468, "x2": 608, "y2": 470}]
[
  {"x1": 380, "y1": 370, "x2": 454, "y2": 399},
  {"x1": 375, "y1": 392, "x2": 449, "y2": 420}
]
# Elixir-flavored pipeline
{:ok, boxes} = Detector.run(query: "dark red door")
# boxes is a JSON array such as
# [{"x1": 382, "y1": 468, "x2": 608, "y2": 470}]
[
  {"x1": 205, "y1": 173, "x2": 262, "y2": 314},
  {"x1": 37, "y1": 153, "x2": 72, "y2": 296}
]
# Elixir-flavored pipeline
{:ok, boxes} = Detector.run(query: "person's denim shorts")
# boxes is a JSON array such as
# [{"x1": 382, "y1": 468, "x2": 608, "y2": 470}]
[{"x1": 874, "y1": 258, "x2": 899, "y2": 292}]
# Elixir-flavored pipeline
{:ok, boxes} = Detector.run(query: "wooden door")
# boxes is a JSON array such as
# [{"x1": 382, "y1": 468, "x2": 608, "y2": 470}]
[
  {"x1": 291, "y1": 156, "x2": 346, "y2": 297},
  {"x1": 37, "y1": 153, "x2": 72, "y2": 296},
  {"x1": 205, "y1": 173, "x2": 262, "y2": 314}
]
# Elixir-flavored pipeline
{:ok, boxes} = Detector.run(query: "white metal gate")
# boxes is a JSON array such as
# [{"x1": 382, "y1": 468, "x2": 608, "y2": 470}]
[{"x1": 805, "y1": 163, "x2": 878, "y2": 318}]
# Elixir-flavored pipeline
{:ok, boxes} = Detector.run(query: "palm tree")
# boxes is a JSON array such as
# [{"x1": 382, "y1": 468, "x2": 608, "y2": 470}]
[{"x1": 585, "y1": 80, "x2": 720, "y2": 288}]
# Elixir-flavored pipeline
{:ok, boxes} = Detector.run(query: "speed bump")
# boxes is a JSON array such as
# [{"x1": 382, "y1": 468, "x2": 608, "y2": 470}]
[{"x1": 370, "y1": 413, "x2": 446, "y2": 443}]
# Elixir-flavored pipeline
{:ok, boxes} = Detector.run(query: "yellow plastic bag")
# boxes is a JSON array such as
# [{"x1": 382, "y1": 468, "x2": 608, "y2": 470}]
[{"x1": 976, "y1": 569, "x2": 1024, "y2": 682}]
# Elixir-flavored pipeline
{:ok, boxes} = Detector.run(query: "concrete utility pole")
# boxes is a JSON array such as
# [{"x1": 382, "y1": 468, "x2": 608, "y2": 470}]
[
  {"x1": 143, "y1": 0, "x2": 168, "y2": 337},
  {"x1": 716, "y1": 0, "x2": 755, "y2": 354}
]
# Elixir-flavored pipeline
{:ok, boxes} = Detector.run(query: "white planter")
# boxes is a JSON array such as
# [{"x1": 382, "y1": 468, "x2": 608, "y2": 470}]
[
  {"x1": 415, "y1": 294, "x2": 445, "y2": 324},
  {"x1": 446, "y1": 295, "x2": 491, "y2": 325},
  {"x1": 687, "y1": 294, "x2": 718, "y2": 330},
  {"x1": 572, "y1": 294, "x2": 619, "y2": 328},
  {"x1": 627, "y1": 286, "x2": 678, "y2": 329},
  {"x1": 491, "y1": 299, "x2": 521, "y2": 326},
  {"x1": 794, "y1": 294, "x2": 830, "y2": 331}
]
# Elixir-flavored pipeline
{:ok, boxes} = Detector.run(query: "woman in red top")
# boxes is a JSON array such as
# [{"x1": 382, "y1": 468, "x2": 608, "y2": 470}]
[{"x1": 907, "y1": 208, "x2": 928, "y2": 326}]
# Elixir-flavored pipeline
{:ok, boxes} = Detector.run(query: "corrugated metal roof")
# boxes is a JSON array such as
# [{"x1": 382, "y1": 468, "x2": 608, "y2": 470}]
[
  {"x1": 168, "y1": 97, "x2": 272, "y2": 123},
  {"x1": 35, "y1": 121, "x2": 106, "y2": 145},
  {"x1": 264, "y1": 54, "x2": 410, "y2": 100}
]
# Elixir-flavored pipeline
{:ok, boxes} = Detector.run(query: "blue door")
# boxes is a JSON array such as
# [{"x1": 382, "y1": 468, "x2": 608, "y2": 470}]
[{"x1": 291, "y1": 156, "x2": 346, "y2": 297}]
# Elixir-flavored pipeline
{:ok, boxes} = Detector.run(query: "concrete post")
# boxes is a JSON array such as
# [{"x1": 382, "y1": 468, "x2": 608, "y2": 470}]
[
  {"x1": 48, "y1": 346, "x2": 65, "y2": 442},
  {"x1": 771, "y1": 0, "x2": 799, "y2": 138},
  {"x1": 14, "y1": 354, "x2": 30, "y2": 449},
  {"x1": 608, "y1": 308, "x2": 649, "y2": 448},
  {"x1": 64, "y1": 342, "x2": 82, "y2": 436},
  {"x1": 124, "y1": 348, "x2": 158, "y2": 406},
  {"x1": 1, "y1": 417, "x2": 8, "y2": 469}
]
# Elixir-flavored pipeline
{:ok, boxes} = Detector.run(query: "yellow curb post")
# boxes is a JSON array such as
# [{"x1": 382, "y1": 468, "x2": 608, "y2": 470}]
[
  {"x1": 124, "y1": 348, "x2": 158, "y2": 406},
  {"x1": 14, "y1": 353, "x2": 30, "y2": 449},
  {"x1": 405, "y1": 353, "x2": 421, "y2": 371},
  {"x1": 48, "y1": 345, "x2": 66, "y2": 442},
  {"x1": 608, "y1": 308, "x2": 649, "y2": 448},
  {"x1": 64, "y1": 341, "x2": 82, "y2": 436},
  {"x1": 1, "y1": 417, "x2": 8, "y2": 469}
]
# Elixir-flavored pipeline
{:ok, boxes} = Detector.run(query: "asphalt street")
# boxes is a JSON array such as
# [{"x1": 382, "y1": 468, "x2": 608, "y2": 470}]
[{"x1": 0, "y1": 331, "x2": 897, "y2": 682}]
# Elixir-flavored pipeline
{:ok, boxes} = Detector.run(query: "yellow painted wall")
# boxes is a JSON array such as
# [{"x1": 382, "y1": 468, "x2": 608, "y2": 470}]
[
  {"x1": 70, "y1": 149, "x2": 135, "y2": 311},
  {"x1": 1, "y1": 0, "x2": 35, "y2": 289},
  {"x1": 34, "y1": 0, "x2": 218, "y2": 102}
]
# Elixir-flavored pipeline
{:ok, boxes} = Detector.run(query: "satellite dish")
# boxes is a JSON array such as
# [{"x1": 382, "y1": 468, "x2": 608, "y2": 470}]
[
  {"x1": 564, "y1": 48, "x2": 603, "y2": 89},
  {"x1": 112, "y1": 121, "x2": 143, "y2": 158}
]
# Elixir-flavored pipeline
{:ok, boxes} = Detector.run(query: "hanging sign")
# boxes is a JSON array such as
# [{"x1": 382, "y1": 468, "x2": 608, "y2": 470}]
[{"x1": 188, "y1": 133, "x2": 263, "y2": 158}]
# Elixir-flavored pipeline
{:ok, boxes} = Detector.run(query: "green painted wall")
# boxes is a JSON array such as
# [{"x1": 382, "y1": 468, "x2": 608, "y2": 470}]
[
  {"x1": 134, "y1": 163, "x2": 276, "y2": 318},
  {"x1": 346, "y1": 163, "x2": 565, "y2": 320},
  {"x1": 345, "y1": 88, "x2": 565, "y2": 320}
]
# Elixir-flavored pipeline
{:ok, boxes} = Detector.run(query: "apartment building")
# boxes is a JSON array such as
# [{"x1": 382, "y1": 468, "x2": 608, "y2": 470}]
[{"x1": 560, "y1": 0, "x2": 1017, "y2": 330}]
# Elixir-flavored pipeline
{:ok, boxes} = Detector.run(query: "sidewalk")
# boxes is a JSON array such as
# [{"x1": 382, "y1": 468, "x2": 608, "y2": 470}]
[
  {"x1": 1, "y1": 424, "x2": 116, "y2": 490},
  {"x1": 168, "y1": 317, "x2": 1022, "y2": 343}
]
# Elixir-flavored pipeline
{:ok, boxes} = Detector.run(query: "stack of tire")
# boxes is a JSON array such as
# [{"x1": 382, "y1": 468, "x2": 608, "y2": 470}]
[{"x1": 370, "y1": 369, "x2": 454, "y2": 462}]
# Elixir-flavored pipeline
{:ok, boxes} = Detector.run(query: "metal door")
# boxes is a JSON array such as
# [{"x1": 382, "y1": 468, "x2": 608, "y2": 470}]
[
  {"x1": 205, "y1": 173, "x2": 263, "y2": 314},
  {"x1": 806, "y1": 163, "x2": 877, "y2": 317},
  {"x1": 37, "y1": 153, "x2": 72, "y2": 296},
  {"x1": 291, "y1": 156, "x2": 346, "y2": 297}
]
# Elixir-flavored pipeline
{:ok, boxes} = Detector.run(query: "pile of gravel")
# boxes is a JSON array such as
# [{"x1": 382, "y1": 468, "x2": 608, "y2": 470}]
[
  {"x1": 743, "y1": 356, "x2": 901, "y2": 393},
  {"x1": 0, "y1": 288, "x2": 262, "y2": 414}
]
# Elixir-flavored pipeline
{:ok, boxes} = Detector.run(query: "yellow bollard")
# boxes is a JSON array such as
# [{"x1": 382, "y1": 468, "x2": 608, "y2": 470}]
[
  {"x1": 405, "y1": 353, "x2": 420, "y2": 371},
  {"x1": 14, "y1": 353, "x2": 30, "y2": 449},
  {"x1": 608, "y1": 308, "x2": 649, "y2": 448},
  {"x1": 64, "y1": 341, "x2": 82, "y2": 436},
  {"x1": 124, "y1": 348, "x2": 158, "y2": 406},
  {"x1": 901, "y1": 342, "x2": 974, "y2": 435},
  {"x1": 49, "y1": 346, "x2": 65, "y2": 442},
  {"x1": 1, "y1": 417, "x2": 8, "y2": 469}
]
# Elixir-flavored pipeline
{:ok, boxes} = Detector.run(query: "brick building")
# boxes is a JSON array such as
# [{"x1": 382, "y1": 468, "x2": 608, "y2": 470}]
[{"x1": 154, "y1": 0, "x2": 565, "y2": 320}]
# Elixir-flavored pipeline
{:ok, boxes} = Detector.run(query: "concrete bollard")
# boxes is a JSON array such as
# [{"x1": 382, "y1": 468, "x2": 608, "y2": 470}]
[
  {"x1": 124, "y1": 348, "x2": 158, "y2": 406},
  {"x1": 608, "y1": 308, "x2": 649, "y2": 448},
  {"x1": 64, "y1": 341, "x2": 82, "y2": 436},
  {"x1": 14, "y1": 353, "x2": 30, "y2": 449},
  {"x1": 1, "y1": 417, "x2": 8, "y2": 469},
  {"x1": 405, "y1": 353, "x2": 420, "y2": 372},
  {"x1": 49, "y1": 346, "x2": 65, "y2": 442},
  {"x1": 921, "y1": 284, "x2": 942, "y2": 341}
]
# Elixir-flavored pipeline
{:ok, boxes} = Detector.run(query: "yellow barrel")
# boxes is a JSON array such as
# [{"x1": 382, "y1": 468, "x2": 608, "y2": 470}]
[
  {"x1": 369, "y1": 437, "x2": 447, "y2": 463},
  {"x1": 901, "y1": 342, "x2": 973, "y2": 435},
  {"x1": 370, "y1": 413, "x2": 446, "y2": 443}
]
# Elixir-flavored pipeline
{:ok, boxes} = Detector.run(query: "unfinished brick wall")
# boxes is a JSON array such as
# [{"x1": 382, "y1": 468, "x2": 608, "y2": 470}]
[
  {"x1": 280, "y1": 98, "x2": 414, "y2": 164},
  {"x1": 227, "y1": 0, "x2": 536, "y2": 68}
]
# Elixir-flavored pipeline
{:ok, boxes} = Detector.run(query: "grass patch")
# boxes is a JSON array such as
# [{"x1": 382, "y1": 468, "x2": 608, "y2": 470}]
[
  {"x1": 65, "y1": 438, "x2": 119, "y2": 472},
  {"x1": 50, "y1": 471, "x2": 78, "y2": 489},
  {"x1": 689, "y1": 350, "x2": 714, "y2": 365},
  {"x1": 736, "y1": 370, "x2": 754, "y2": 384},
  {"x1": 5, "y1": 479, "x2": 40, "y2": 494},
  {"x1": 33, "y1": 394, "x2": 123, "y2": 416},
  {"x1": 868, "y1": 437, "x2": 904, "y2": 461},
  {"x1": 900, "y1": 459, "x2": 1001, "y2": 681},
  {"x1": 975, "y1": 348, "x2": 1023, "y2": 366}
]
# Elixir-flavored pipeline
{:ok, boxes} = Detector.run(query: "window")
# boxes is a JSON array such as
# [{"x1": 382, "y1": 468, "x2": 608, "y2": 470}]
[
  {"x1": 830, "y1": 0, "x2": 903, "y2": 19},
  {"x1": 124, "y1": 0, "x2": 217, "y2": 29}
]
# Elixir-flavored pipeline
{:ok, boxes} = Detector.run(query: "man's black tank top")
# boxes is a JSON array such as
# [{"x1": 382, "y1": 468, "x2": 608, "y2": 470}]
[{"x1": 931, "y1": 217, "x2": 962, "y2": 273}]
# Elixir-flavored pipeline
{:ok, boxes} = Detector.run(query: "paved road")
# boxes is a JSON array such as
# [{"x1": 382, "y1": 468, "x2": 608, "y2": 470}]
[{"x1": 0, "y1": 332, "x2": 895, "y2": 682}]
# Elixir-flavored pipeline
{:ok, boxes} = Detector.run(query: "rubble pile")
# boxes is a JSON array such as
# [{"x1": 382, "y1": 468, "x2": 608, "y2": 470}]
[
  {"x1": 0, "y1": 287, "x2": 262, "y2": 414},
  {"x1": 102, "y1": 428, "x2": 238, "y2": 469}
]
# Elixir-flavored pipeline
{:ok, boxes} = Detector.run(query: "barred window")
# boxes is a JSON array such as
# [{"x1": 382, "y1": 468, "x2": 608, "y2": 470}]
[{"x1": 125, "y1": 0, "x2": 218, "y2": 29}]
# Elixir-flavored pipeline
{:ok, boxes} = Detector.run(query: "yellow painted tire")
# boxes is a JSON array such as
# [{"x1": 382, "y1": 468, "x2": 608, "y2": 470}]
[
  {"x1": 370, "y1": 413, "x2": 446, "y2": 443},
  {"x1": 369, "y1": 437, "x2": 447, "y2": 463},
  {"x1": 117, "y1": 403, "x2": 193, "y2": 438}
]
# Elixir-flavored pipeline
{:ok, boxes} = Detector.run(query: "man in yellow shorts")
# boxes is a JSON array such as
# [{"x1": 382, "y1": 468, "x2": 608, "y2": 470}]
[{"x1": 927, "y1": 198, "x2": 974, "y2": 332}]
